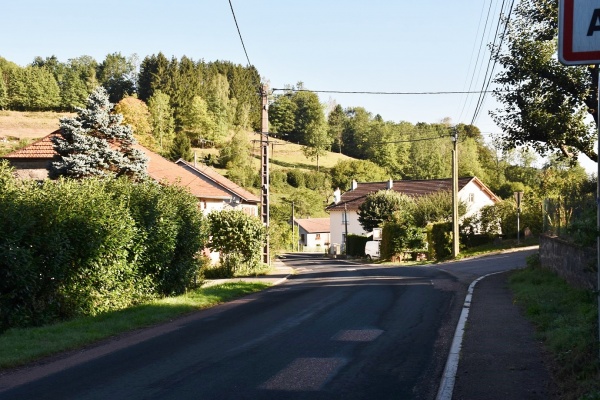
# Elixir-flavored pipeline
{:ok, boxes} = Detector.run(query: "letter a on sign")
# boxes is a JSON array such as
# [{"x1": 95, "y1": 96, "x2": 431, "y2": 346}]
[{"x1": 559, "y1": 0, "x2": 600, "y2": 65}]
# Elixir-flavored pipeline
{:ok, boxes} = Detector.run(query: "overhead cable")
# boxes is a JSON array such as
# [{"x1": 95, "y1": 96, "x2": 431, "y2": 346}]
[{"x1": 228, "y1": 0, "x2": 252, "y2": 67}]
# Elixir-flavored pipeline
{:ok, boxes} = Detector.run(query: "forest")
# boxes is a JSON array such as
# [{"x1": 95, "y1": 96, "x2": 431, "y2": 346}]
[{"x1": 0, "y1": 52, "x2": 594, "y2": 252}]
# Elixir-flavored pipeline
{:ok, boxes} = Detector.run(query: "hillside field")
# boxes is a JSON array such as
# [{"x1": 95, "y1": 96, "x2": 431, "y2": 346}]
[{"x1": 0, "y1": 111, "x2": 355, "y2": 172}]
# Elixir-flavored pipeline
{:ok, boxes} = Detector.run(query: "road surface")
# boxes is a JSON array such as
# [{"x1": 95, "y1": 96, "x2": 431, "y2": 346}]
[{"x1": 0, "y1": 249, "x2": 536, "y2": 400}]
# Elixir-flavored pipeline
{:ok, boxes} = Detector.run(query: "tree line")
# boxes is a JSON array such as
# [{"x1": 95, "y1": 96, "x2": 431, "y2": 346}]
[{"x1": 0, "y1": 52, "x2": 261, "y2": 150}]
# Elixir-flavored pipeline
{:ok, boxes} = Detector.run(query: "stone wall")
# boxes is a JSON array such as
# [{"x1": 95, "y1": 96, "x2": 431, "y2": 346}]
[{"x1": 539, "y1": 234, "x2": 597, "y2": 290}]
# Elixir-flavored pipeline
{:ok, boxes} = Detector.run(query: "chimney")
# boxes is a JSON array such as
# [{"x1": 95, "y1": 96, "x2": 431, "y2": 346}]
[
  {"x1": 387, "y1": 178, "x2": 393, "y2": 190},
  {"x1": 333, "y1": 188, "x2": 341, "y2": 204},
  {"x1": 351, "y1": 179, "x2": 358, "y2": 191}
]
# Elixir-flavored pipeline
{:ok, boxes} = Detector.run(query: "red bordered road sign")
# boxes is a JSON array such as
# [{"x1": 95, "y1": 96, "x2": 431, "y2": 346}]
[{"x1": 559, "y1": 0, "x2": 600, "y2": 65}]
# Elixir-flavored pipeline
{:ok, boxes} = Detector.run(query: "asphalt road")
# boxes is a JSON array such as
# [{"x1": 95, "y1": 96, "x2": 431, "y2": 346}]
[{"x1": 0, "y1": 249, "x2": 536, "y2": 400}]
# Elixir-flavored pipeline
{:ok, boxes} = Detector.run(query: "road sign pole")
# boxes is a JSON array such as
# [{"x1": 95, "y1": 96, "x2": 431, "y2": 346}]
[{"x1": 597, "y1": 65, "x2": 600, "y2": 359}]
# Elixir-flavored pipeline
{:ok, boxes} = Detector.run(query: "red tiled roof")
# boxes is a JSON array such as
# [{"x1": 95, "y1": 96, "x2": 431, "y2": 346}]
[
  {"x1": 135, "y1": 145, "x2": 230, "y2": 200},
  {"x1": 2, "y1": 133, "x2": 58, "y2": 159},
  {"x1": 2, "y1": 131, "x2": 231, "y2": 200},
  {"x1": 326, "y1": 177, "x2": 498, "y2": 211},
  {"x1": 295, "y1": 218, "x2": 330, "y2": 233},
  {"x1": 176, "y1": 159, "x2": 259, "y2": 203}
]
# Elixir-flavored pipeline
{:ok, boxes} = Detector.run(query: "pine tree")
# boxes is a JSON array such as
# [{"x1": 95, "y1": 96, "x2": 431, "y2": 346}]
[
  {"x1": 50, "y1": 87, "x2": 147, "y2": 180},
  {"x1": 168, "y1": 131, "x2": 192, "y2": 162}
]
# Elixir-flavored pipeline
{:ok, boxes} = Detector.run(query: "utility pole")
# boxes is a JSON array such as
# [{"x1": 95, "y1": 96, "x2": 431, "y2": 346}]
[
  {"x1": 451, "y1": 128, "x2": 460, "y2": 258},
  {"x1": 344, "y1": 202, "x2": 349, "y2": 256},
  {"x1": 260, "y1": 85, "x2": 270, "y2": 265},
  {"x1": 291, "y1": 201, "x2": 296, "y2": 252}
]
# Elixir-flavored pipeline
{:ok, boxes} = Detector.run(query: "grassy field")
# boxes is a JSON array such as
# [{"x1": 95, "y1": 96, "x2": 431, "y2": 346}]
[
  {"x1": 0, "y1": 282, "x2": 270, "y2": 370},
  {"x1": 0, "y1": 111, "x2": 354, "y2": 172}
]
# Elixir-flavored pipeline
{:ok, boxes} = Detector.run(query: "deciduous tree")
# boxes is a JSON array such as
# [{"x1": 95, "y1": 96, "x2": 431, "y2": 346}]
[{"x1": 491, "y1": 0, "x2": 597, "y2": 161}]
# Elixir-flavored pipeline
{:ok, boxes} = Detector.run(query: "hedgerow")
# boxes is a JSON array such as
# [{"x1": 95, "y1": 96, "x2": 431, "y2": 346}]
[{"x1": 0, "y1": 161, "x2": 207, "y2": 332}]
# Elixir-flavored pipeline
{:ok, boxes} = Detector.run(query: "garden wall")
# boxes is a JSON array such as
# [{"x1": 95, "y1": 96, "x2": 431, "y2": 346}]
[{"x1": 539, "y1": 234, "x2": 597, "y2": 290}]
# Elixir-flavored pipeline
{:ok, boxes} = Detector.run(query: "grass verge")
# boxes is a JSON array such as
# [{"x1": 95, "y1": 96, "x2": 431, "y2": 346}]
[
  {"x1": 0, "y1": 281, "x2": 269, "y2": 370},
  {"x1": 509, "y1": 260, "x2": 599, "y2": 400}
]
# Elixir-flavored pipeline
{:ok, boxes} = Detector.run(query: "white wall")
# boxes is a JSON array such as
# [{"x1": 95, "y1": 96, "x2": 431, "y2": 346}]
[
  {"x1": 458, "y1": 181, "x2": 496, "y2": 219},
  {"x1": 329, "y1": 209, "x2": 367, "y2": 248}
]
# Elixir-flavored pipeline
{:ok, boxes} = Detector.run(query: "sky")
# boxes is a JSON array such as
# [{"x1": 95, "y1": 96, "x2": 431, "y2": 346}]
[{"x1": 2, "y1": 0, "x2": 596, "y2": 173}]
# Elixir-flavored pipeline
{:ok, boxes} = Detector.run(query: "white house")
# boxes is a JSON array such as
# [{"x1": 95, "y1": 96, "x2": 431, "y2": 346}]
[
  {"x1": 295, "y1": 218, "x2": 330, "y2": 252},
  {"x1": 325, "y1": 177, "x2": 500, "y2": 252}
]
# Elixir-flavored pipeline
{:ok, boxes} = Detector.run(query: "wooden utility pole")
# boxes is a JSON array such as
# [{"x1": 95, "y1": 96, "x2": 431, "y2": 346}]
[
  {"x1": 260, "y1": 85, "x2": 270, "y2": 265},
  {"x1": 452, "y1": 128, "x2": 460, "y2": 258}
]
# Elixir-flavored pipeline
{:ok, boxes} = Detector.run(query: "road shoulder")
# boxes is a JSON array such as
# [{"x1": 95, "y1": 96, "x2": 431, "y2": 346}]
[{"x1": 451, "y1": 271, "x2": 558, "y2": 400}]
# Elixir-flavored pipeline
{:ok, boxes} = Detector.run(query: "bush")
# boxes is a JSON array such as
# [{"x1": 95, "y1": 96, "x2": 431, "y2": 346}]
[
  {"x1": 286, "y1": 169, "x2": 306, "y2": 188},
  {"x1": 207, "y1": 210, "x2": 266, "y2": 275},
  {"x1": 0, "y1": 162, "x2": 208, "y2": 332},
  {"x1": 347, "y1": 234, "x2": 369, "y2": 257},
  {"x1": 381, "y1": 222, "x2": 426, "y2": 260},
  {"x1": 428, "y1": 222, "x2": 452, "y2": 260}
]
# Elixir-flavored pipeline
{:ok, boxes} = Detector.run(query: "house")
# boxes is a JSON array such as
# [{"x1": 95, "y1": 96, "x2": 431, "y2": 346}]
[
  {"x1": 176, "y1": 159, "x2": 259, "y2": 216},
  {"x1": 1, "y1": 131, "x2": 259, "y2": 215},
  {"x1": 295, "y1": 218, "x2": 330, "y2": 252},
  {"x1": 325, "y1": 177, "x2": 500, "y2": 252}
]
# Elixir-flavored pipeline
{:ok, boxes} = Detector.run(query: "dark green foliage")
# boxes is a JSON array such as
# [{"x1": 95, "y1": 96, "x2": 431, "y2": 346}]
[
  {"x1": 381, "y1": 223, "x2": 426, "y2": 260},
  {"x1": 168, "y1": 131, "x2": 193, "y2": 161},
  {"x1": 346, "y1": 234, "x2": 368, "y2": 257},
  {"x1": 428, "y1": 222, "x2": 452, "y2": 260},
  {"x1": 269, "y1": 169, "x2": 288, "y2": 189},
  {"x1": 207, "y1": 210, "x2": 266, "y2": 276},
  {"x1": 96, "y1": 52, "x2": 136, "y2": 103},
  {"x1": 286, "y1": 169, "x2": 305, "y2": 188},
  {"x1": 0, "y1": 162, "x2": 207, "y2": 332},
  {"x1": 330, "y1": 159, "x2": 388, "y2": 191},
  {"x1": 303, "y1": 171, "x2": 331, "y2": 191},
  {"x1": 358, "y1": 190, "x2": 413, "y2": 232}
]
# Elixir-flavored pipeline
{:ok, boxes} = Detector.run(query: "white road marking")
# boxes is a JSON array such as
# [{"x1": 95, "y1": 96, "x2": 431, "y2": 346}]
[{"x1": 435, "y1": 271, "x2": 504, "y2": 400}]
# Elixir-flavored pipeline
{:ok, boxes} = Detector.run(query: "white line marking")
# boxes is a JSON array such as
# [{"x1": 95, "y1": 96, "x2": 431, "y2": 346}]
[{"x1": 436, "y1": 271, "x2": 504, "y2": 400}]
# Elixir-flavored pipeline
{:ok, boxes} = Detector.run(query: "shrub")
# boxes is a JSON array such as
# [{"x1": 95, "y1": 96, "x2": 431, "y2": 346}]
[
  {"x1": 428, "y1": 222, "x2": 452, "y2": 260},
  {"x1": 286, "y1": 169, "x2": 306, "y2": 188},
  {"x1": 207, "y1": 210, "x2": 266, "y2": 275},
  {"x1": 347, "y1": 234, "x2": 369, "y2": 257},
  {"x1": 381, "y1": 222, "x2": 426, "y2": 260},
  {"x1": 0, "y1": 162, "x2": 208, "y2": 331}
]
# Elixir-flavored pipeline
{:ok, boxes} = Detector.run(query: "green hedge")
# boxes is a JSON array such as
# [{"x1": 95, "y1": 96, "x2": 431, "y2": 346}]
[
  {"x1": 0, "y1": 161, "x2": 208, "y2": 332},
  {"x1": 428, "y1": 222, "x2": 452, "y2": 260},
  {"x1": 381, "y1": 223, "x2": 426, "y2": 260},
  {"x1": 346, "y1": 234, "x2": 368, "y2": 257}
]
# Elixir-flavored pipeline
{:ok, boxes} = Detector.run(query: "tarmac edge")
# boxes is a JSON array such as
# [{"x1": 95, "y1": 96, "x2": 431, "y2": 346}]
[{"x1": 435, "y1": 271, "x2": 505, "y2": 400}]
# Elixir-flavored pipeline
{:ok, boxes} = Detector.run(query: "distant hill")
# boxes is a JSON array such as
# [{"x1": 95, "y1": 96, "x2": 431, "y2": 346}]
[{"x1": 0, "y1": 111, "x2": 356, "y2": 172}]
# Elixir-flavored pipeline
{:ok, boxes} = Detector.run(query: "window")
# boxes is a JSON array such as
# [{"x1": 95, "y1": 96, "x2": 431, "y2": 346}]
[
  {"x1": 300, "y1": 234, "x2": 305, "y2": 243},
  {"x1": 315, "y1": 233, "x2": 321, "y2": 240},
  {"x1": 468, "y1": 193, "x2": 475, "y2": 203}
]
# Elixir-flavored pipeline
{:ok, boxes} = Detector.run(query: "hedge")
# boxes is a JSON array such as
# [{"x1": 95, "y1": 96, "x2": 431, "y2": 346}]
[{"x1": 0, "y1": 161, "x2": 208, "y2": 332}]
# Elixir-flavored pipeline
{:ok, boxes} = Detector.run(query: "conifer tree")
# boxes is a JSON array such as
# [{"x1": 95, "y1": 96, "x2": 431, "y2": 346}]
[
  {"x1": 168, "y1": 131, "x2": 193, "y2": 162},
  {"x1": 50, "y1": 87, "x2": 147, "y2": 180}
]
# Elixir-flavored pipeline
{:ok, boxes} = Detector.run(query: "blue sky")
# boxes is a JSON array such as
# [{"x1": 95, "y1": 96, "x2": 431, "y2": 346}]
[{"x1": 2, "y1": 1, "x2": 595, "y2": 172}]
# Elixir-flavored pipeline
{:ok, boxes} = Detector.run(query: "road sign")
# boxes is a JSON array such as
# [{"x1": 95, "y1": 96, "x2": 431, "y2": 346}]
[{"x1": 559, "y1": 0, "x2": 600, "y2": 65}]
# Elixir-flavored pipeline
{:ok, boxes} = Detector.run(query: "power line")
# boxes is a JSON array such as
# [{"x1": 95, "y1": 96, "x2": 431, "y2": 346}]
[
  {"x1": 372, "y1": 134, "x2": 452, "y2": 145},
  {"x1": 471, "y1": 0, "x2": 516, "y2": 125},
  {"x1": 456, "y1": 0, "x2": 495, "y2": 124},
  {"x1": 271, "y1": 88, "x2": 499, "y2": 95},
  {"x1": 228, "y1": 0, "x2": 252, "y2": 67}
]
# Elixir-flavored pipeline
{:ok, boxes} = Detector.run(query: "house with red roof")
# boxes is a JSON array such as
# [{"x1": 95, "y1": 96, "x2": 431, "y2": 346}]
[
  {"x1": 325, "y1": 177, "x2": 500, "y2": 253},
  {"x1": 295, "y1": 218, "x2": 330, "y2": 252},
  {"x1": 1, "y1": 131, "x2": 259, "y2": 215}
]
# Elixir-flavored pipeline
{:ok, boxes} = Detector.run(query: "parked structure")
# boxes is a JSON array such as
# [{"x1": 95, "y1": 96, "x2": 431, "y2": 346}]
[{"x1": 325, "y1": 177, "x2": 500, "y2": 252}]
